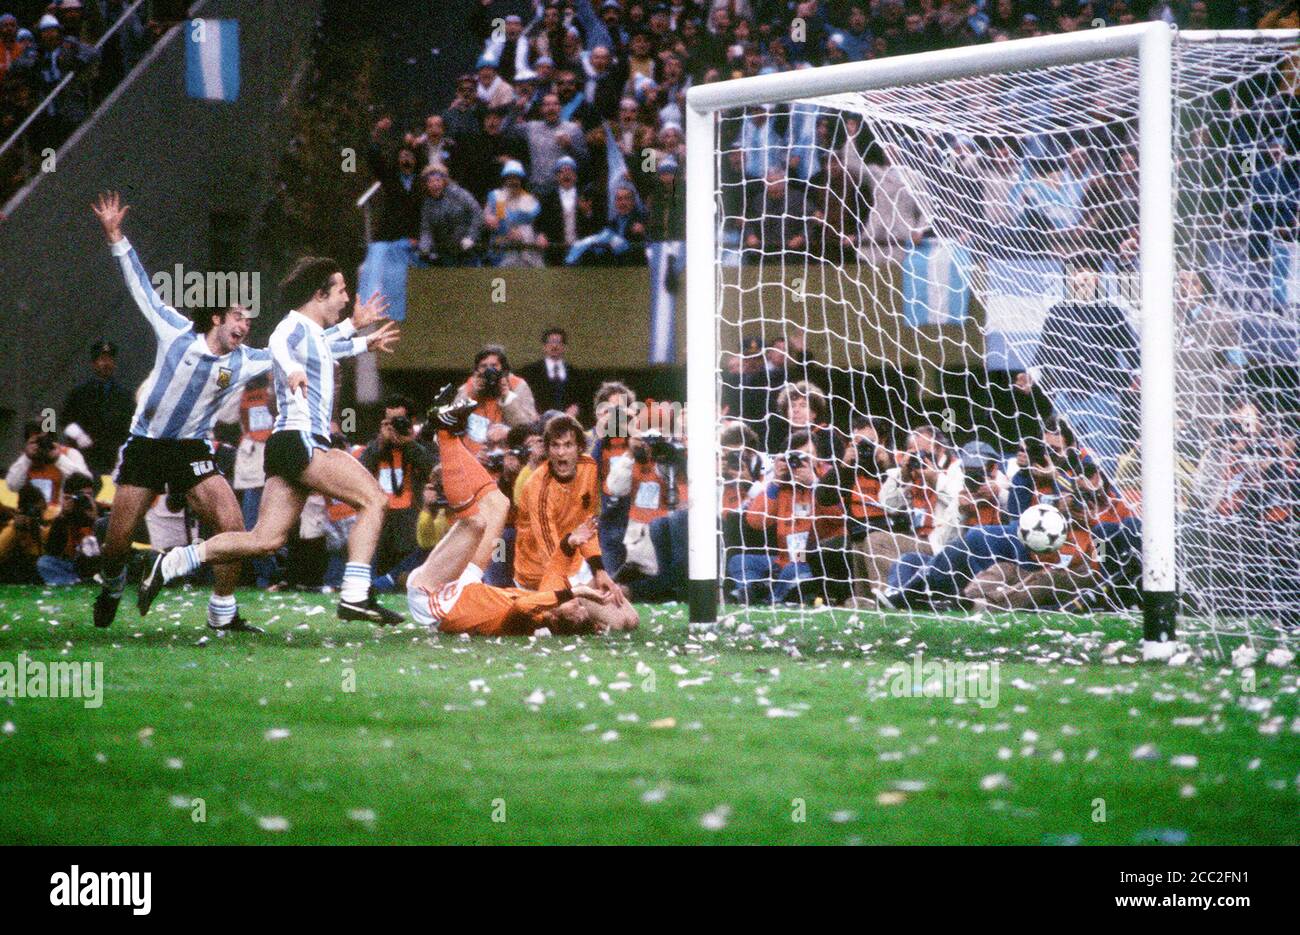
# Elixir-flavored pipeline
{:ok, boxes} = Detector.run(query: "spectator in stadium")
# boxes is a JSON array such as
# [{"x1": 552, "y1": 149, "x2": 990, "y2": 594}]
[
  {"x1": 481, "y1": 13, "x2": 530, "y2": 83},
  {"x1": 6, "y1": 420, "x2": 91, "y2": 511},
  {"x1": 565, "y1": 181, "x2": 646, "y2": 265},
  {"x1": 360, "y1": 395, "x2": 434, "y2": 585},
  {"x1": 409, "y1": 113, "x2": 454, "y2": 168},
  {"x1": 38, "y1": 471, "x2": 100, "y2": 586},
  {"x1": 519, "y1": 326, "x2": 586, "y2": 420},
  {"x1": 484, "y1": 159, "x2": 545, "y2": 267},
  {"x1": 742, "y1": 167, "x2": 810, "y2": 262},
  {"x1": 1247, "y1": 136, "x2": 1299, "y2": 295},
  {"x1": 860, "y1": 140, "x2": 932, "y2": 263},
  {"x1": 10, "y1": 13, "x2": 97, "y2": 151},
  {"x1": 454, "y1": 106, "x2": 531, "y2": 204},
  {"x1": 0, "y1": 13, "x2": 23, "y2": 79},
  {"x1": 367, "y1": 117, "x2": 424, "y2": 244},
  {"x1": 524, "y1": 90, "x2": 589, "y2": 195},
  {"x1": 417, "y1": 161, "x2": 484, "y2": 266},
  {"x1": 441, "y1": 73, "x2": 484, "y2": 142},
  {"x1": 553, "y1": 67, "x2": 599, "y2": 132},
  {"x1": 536, "y1": 156, "x2": 602, "y2": 263},
  {"x1": 60, "y1": 339, "x2": 135, "y2": 477},
  {"x1": 1035, "y1": 267, "x2": 1139, "y2": 476},
  {"x1": 458, "y1": 345, "x2": 540, "y2": 452},
  {"x1": 474, "y1": 56, "x2": 515, "y2": 110}
]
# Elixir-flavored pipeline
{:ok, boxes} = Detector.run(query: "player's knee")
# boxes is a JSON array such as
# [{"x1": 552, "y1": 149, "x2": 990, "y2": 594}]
[
  {"x1": 361, "y1": 486, "x2": 389, "y2": 514},
  {"x1": 480, "y1": 489, "x2": 510, "y2": 523},
  {"x1": 256, "y1": 528, "x2": 289, "y2": 552}
]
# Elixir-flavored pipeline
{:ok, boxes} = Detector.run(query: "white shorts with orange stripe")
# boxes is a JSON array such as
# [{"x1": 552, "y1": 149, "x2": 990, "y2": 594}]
[{"x1": 407, "y1": 563, "x2": 484, "y2": 628}]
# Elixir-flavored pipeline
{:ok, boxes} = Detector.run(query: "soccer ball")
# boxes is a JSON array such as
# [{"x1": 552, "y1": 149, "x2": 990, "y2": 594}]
[{"x1": 1018, "y1": 504, "x2": 1068, "y2": 553}]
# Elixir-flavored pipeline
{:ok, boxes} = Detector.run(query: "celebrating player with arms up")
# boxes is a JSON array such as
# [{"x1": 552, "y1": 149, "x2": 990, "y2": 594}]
[
  {"x1": 90, "y1": 191, "x2": 272, "y2": 632},
  {"x1": 138, "y1": 254, "x2": 403, "y2": 623},
  {"x1": 404, "y1": 390, "x2": 637, "y2": 636}
]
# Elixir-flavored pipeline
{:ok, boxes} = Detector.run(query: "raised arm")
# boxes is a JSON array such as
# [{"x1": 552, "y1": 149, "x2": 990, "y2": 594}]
[{"x1": 92, "y1": 192, "x2": 192, "y2": 339}]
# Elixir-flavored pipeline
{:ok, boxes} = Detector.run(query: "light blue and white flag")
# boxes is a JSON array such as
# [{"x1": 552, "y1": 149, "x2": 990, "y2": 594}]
[
  {"x1": 647, "y1": 241, "x2": 683, "y2": 364},
  {"x1": 901, "y1": 238, "x2": 972, "y2": 327},
  {"x1": 186, "y1": 19, "x2": 240, "y2": 102},
  {"x1": 983, "y1": 255, "x2": 1066, "y2": 370}
]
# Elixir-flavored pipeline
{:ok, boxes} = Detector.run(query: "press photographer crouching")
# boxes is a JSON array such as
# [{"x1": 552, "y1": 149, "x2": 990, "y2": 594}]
[
  {"x1": 0, "y1": 484, "x2": 49, "y2": 584},
  {"x1": 727, "y1": 431, "x2": 843, "y2": 605},
  {"x1": 38, "y1": 472, "x2": 102, "y2": 586},
  {"x1": 608, "y1": 423, "x2": 688, "y2": 587},
  {"x1": 808, "y1": 416, "x2": 895, "y2": 604}
]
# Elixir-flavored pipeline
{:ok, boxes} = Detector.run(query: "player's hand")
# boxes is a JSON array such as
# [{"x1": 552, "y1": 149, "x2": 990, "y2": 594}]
[
  {"x1": 593, "y1": 569, "x2": 626, "y2": 605},
  {"x1": 92, "y1": 191, "x2": 128, "y2": 243},
  {"x1": 287, "y1": 371, "x2": 308, "y2": 397},
  {"x1": 352, "y1": 290, "x2": 391, "y2": 329},
  {"x1": 572, "y1": 584, "x2": 609, "y2": 604},
  {"x1": 566, "y1": 516, "x2": 598, "y2": 550},
  {"x1": 366, "y1": 320, "x2": 401, "y2": 354}
]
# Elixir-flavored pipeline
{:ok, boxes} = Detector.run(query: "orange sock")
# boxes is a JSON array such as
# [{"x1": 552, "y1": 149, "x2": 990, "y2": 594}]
[{"x1": 438, "y1": 430, "x2": 495, "y2": 515}]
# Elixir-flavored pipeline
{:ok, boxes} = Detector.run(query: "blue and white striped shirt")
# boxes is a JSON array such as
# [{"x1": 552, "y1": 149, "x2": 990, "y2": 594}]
[
  {"x1": 112, "y1": 238, "x2": 273, "y2": 440},
  {"x1": 267, "y1": 310, "x2": 368, "y2": 438}
]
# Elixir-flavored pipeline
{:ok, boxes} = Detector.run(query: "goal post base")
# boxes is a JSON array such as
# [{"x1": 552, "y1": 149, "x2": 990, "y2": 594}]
[
  {"x1": 1141, "y1": 590, "x2": 1178, "y2": 643},
  {"x1": 688, "y1": 579, "x2": 717, "y2": 625}
]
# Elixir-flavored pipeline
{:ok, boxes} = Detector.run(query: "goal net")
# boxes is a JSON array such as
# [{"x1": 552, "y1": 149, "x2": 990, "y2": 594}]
[{"x1": 687, "y1": 25, "x2": 1300, "y2": 651}]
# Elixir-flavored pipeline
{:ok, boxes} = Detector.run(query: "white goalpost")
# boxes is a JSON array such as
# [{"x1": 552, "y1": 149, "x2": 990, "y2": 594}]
[{"x1": 684, "y1": 23, "x2": 1300, "y2": 647}]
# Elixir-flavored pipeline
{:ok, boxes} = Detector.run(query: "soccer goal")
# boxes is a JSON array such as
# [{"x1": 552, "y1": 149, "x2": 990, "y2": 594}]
[{"x1": 683, "y1": 23, "x2": 1300, "y2": 649}]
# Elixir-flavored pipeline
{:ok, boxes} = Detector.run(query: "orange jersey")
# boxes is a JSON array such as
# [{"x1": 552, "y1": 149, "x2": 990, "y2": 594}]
[
  {"x1": 514, "y1": 455, "x2": 602, "y2": 589},
  {"x1": 425, "y1": 539, "x2": 577, "y2": 636}
]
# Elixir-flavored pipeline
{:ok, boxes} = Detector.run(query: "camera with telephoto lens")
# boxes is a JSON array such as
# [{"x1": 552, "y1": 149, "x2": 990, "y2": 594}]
[
  {"x1": 483, "y1": 446, "x2": 527, "y2": 474},
  {"x1": 479, "y1": 365, "x2": 504, "y2": 398},
  {"x1": 32, "y1": 431, "x2": 57, "y2": 462},
  {"x1": 854, "y1": 437, "x2": 882, "y2": 476},
  {"x1": 636, "y1": 430, "x2": 686, "y2": 509},
  {"x1": 635, "y1": 429, "x2": 685, "y2": 467},
  {"x1": 389, "y1": 415, "x2": 413, "y2": 438},
  {"x1": 963, "y1": 465, "x2": 988, "y2": 490}
]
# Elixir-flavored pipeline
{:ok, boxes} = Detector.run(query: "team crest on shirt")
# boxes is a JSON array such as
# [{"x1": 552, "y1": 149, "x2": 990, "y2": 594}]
[{"x1": 216, "y1": 367, "x2": 232, "y2": 388}]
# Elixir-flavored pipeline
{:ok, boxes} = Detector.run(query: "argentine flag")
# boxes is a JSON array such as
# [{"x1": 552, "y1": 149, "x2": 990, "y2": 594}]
[{"x1": 186, "y1": 19, "x2": 239, "y2": 102}]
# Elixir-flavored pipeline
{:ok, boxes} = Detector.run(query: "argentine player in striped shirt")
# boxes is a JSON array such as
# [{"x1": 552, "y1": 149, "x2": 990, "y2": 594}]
[
  {"x1": 138, "y1": 255, "x2": 404, "y2": 624},
  {"x1": 91, "y1": 192, "x2": 278, "y2": 631}
]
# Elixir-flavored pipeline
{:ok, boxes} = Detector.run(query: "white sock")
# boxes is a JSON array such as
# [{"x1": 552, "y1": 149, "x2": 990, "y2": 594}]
[
  {"x1": 161, "y1": 543, "x2": 204, "y2": 583},
  {"x1": 207, "y1": 594, "x2": 237, "y2": 628},
  {"x1": 340, "y1": 562, "x2": 371, "y2": 604}
]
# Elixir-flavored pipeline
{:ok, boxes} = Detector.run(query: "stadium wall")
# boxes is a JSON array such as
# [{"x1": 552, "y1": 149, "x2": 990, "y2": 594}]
[
  {"x1": 389, "y1": 262, "x2": 978, "y2": 379},
  {"x1": 0, "y1": 0, "x2": 321, "y2": 457}
]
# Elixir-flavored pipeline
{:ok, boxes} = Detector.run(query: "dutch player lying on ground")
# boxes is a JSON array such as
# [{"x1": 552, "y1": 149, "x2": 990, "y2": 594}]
[
  {"x1": 137, "y1": 255, "x2": 403, "y2": 623},
  {"x1": 405, "y1": 392, "x2": 636, "y2": 636},
  {"x1": 89, "y1": 191, "x2": 272, "y2": 632}
]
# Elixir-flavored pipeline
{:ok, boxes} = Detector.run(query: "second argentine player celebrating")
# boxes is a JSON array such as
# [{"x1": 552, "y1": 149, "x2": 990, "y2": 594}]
[{"x1": 139, "y1": 253, "x2": 403, "y2": 624}]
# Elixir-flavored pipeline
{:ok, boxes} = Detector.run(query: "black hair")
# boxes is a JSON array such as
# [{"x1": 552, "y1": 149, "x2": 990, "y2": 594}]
[
  {"x1": 474, "y1": 344, "x2": 510, "y2": 372},
  {"x1": 383, "y1": 394, "x2": 415, "y2": 417},
  {"x1": 542, "y1": 327, "x2": 567, "y2": 344},
  {"x1": 279, "y1": 256, "x2": 342, "y2": 311}
]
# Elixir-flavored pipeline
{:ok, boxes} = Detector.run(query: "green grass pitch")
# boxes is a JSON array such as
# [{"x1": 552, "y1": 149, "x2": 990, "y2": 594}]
[{"x1": 0, "y1": 584, "x2": 1296, "y2": 844}]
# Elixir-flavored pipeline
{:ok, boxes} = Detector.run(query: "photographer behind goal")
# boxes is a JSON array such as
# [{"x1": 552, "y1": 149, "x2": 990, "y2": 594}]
[{"x1": 456, "y1": 345, "x2": 539, "y2": 453}]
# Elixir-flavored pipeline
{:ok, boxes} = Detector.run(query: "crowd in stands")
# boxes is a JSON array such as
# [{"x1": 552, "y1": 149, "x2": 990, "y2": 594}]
[
  {"x1": 0, "y1": 0, "x2": 167, "y2": 200},
  {"x1": 361, "y1": 0, "x2": 1297, "y2": 272}
]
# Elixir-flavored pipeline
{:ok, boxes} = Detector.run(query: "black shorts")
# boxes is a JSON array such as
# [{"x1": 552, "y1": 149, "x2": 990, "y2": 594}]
[
  {"x1": 263, "y1": 430, "x2": 331, "y2": 483},
  {"x1": 115, "y1": 436, "x2": 220, "y2": 495}
]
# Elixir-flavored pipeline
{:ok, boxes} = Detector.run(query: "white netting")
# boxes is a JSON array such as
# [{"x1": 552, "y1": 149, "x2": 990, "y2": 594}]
[{"x1": 712, "y1": 32, "x2": 1300, "y2": 648}]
